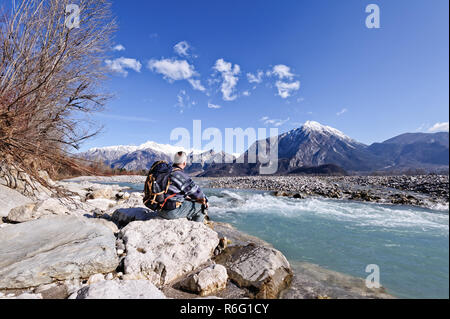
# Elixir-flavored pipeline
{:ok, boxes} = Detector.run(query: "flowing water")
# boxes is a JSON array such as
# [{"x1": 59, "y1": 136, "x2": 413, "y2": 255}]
[{"x1": 117, "y1": 181, "x2": 449, "y2": 299}]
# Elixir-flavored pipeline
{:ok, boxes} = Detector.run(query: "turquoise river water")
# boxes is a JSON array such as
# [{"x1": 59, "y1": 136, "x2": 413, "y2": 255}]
[{"x1": 116, "y1": 181, "x2": 449, "y2": 299}]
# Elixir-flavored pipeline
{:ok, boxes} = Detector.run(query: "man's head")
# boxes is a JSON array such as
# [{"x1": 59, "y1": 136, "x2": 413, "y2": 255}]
[{"x1": 173, "y1": 151, "x2": 187, "y2": 169}]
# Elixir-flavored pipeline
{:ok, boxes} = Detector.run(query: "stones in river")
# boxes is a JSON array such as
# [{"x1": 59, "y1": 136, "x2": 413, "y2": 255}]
[
  {"x1": 121, "y1": 219, "x2": 219, "y2": 287},
  {"x1": 0, "y1": 216, "x2": 119, "y2": 289},
  {"x1": 73, "y1": 280, "x2": 166, "y2": 299}
]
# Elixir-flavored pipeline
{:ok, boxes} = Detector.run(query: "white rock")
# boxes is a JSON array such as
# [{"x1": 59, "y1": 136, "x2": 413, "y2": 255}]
[
  {"x1": 221, "y1": 244, "x2": 292, "y2": 299},
  {"x1": 34, "y1": 282, "x2": 58, "y2": 293},
  {"x1": 121, "y1": 219, "x2": 219, "y2": 286},
  {"x1": 74, "y1": 280, "x2": 166, "y2": 299},
  {"x1": 7, "y1": 198, "x2": 70, "y2": 223},
  {"x1": 89, "y1": 218, "x2": 119, "y2": 233},
  {"x1": 180, "y1": 264, "x2": 228, "y2": 296},
  {"x1": 0, "y1": 292, "x2": 43, "y2": 299},
  {"x1": 0, "y1": 216, "x2": 119, "y2": 289},
  {"x1": 0, "y1": 185, "x2": 33, "y2": 218},
  {"x1": 105, "y1": 273, "x2": 114, "y2": 280},
  {"x1": 88, "y1": 273, "x2": 105, "y2": 285}
]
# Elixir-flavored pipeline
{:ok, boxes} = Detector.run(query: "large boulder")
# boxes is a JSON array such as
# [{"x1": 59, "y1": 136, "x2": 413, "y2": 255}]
[
  {"x1": 0, "y1": 216, "x2": 119, "y2": 289},
  {"x1": 73, "y1": 280, "x2": 166, "y2": 299},
  {"x1": 121, "y1": 219, "x2": 220, "y2": 286},
  {"x1": 216, "y1": 244, "x2": 292, "y2": 299},
  {"x1": 0, "y1": 184, "x2": 33, "y2": 219},
  {"x1": 7, "y1": 198, "x2": 70, "y2": 223}
]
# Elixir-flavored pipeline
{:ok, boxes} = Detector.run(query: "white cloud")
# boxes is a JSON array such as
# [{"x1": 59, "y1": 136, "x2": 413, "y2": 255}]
[
  {"x1": 266, "y1": 64, "x2": 300, "y2": 98},
  {"x1": 275, "y1": 80, "x2": 300, "y2": 99},
  {"x1": 213, "y1": 59, "x2": 241, "y2": 101},
  {"x1": 105, "y1": 57, "x2": 142, "y2": 77},
  {"x1": 270, "y1": 64, "x2": 294, "y2": 80},
  {"x1": 174, "y1": 41, "x2": 191, "y2": 57},
  {"x1": 147, "y1": 58, "x2": 205, "y2": 91},
  {"x1": 112, "y1": 44, "x2": 125, "y2": 51},
  {"x1": 242, "y1": 90, "x2": 251, "y2": 97},
  {"x1": 337, "y1": 108, "x2": 348, "y2": 116},
  {"x1": 208, "y1": 102, "x2": 222, "y2": 109},
  {"x1": 260, "y1": 116, "x2": 290, "y2": 127},
  {"x1": 428, "y1": 122, "x2": 449, "y2": 133},
  {"x1": 148, "y1": 58, "x2": 195, "y2": 81},
  {"x1": 247, "y1": 70, "x2": 264, "y2": 84},
  {"x1": 187, "y1": 79, "x2": 206, "y2": 92}
]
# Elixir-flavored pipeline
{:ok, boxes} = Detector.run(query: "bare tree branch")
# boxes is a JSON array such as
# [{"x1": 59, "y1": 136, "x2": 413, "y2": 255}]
[{"x1": 0, "y1": 0, "x2": 116, "y2": 192}]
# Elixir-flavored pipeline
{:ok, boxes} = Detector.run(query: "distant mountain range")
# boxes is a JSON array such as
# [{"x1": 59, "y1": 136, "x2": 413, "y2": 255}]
[{"x1": 79, "y1": 121, "x2": 449, "y2": 175}]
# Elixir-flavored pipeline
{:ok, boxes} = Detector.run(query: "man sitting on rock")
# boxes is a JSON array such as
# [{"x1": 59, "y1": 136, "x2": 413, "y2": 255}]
[{"x1": 158, "y1": 151, "x2": 209, "y2": 223}]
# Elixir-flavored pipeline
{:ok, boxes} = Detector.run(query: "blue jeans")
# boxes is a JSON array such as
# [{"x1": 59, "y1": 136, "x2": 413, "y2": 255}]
[{"x1": 159, "y1": 201, "x2": 206, "y2": 223}]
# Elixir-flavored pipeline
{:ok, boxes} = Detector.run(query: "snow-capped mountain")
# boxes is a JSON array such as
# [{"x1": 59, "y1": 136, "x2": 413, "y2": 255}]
[
  {"x1": 276, "y1": 121, "x2": 374, "y2": 171},
  {"x1": 235, "y1": 120, "x2": 375, "y2": 172},
  {"x1": 201, "y1": 121, "x2": 449, "y2": 175},
  {"x1": 79, "y1": 141, "x2": 235, "y2": 172},
  {"x1": 80, "y1": 121, "x2": 449, "y2": 175}
]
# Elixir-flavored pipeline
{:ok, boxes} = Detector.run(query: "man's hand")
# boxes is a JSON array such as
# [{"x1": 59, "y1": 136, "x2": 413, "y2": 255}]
[{"x1": 198, "y1": 197, "x2": 208, "y2": 209}]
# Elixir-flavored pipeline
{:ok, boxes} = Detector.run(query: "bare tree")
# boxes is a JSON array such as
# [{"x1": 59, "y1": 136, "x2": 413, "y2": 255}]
[{"x1": 0, "y1": 0, "x2": 116, "y2": 190}]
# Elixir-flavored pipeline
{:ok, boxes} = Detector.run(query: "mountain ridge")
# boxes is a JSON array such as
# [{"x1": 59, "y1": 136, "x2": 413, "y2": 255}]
[{"x1": 78, "y1": 121, "x2": 449, "y2": 175}]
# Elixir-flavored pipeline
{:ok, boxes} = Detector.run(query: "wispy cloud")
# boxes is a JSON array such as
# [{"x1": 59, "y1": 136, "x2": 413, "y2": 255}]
[
  {"x1": 275, "y1": 80, "x2": 300, "y2": 99},
  {"x1": 207, "y1": 102, "x2": 222, "y2": 109},
  {"x1": 260, "y1": 116, "x2": 290, "y2": 127},
  {"x1": 213, "y1": 58, "x2": 240, "y2": 101},
  {"x1": 428, "y1": 122, "x2": 449, "y2": 132},
  {"x1": 267, "y1": 64, "x2": 300, "y2": 98},
  {"x1": 176, "y1": 90, "x2": 196, "y2": 114},
  {"x1": 112, "y1": 44, "x2": 125, "y2": 51},
  {"x1": 105, "y1": 57, "x2": 142, "y2": 77},
  {"x1": 337, "y1": 108, "x2": 348, "y2": 116},
  {"x1": 187, "y1": 79, "x2": 206, "y2": 91},
  {"x1": 174, "y1": 41, "x2": 191, "y2": 57},
  {"x1": 247, "y1": 70, "x2": 264, "y2": 84},
  {"x1": 147, "y1": 58, "x2": 205, "y2": 91},
  {"x1": 242, "y1": 90, "x2": 251, "y2": 97},
  {"x1": 269, "y1": 64, "x2": 295, "y2": 80}
]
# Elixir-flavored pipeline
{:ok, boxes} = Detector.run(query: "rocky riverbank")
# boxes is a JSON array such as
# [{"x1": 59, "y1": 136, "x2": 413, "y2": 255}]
[
  {"x1": 206, "y1": 175, "x2": 449, "y2": 210},
  {"x1": 0, "y1": 166, "x2": 395, "y2": 299}
]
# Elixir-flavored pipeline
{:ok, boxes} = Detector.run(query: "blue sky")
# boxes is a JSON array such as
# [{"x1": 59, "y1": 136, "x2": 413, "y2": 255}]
[{"x1": 80, "y1": 0, "x2": 449, "y2": 152}]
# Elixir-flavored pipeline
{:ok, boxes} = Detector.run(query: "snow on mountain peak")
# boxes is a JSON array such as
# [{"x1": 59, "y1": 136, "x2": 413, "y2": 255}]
[
  {"x1": 87, "y1": 141, "x2": 203, "y2": 156},
  {"x1": 302, "y1": 121, "x2": 352, "y2": 141}
]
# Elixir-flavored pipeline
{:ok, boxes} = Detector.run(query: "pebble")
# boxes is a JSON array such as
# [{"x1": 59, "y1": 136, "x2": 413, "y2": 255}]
[{"x1": 206, "y1": 175, "x2": 449, "y2": 208}]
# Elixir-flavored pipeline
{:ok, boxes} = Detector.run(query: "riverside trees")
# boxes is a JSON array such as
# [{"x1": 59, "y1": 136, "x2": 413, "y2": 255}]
[{"x1": 0, "y1": 0, "x2": 116, "y2": 187}]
